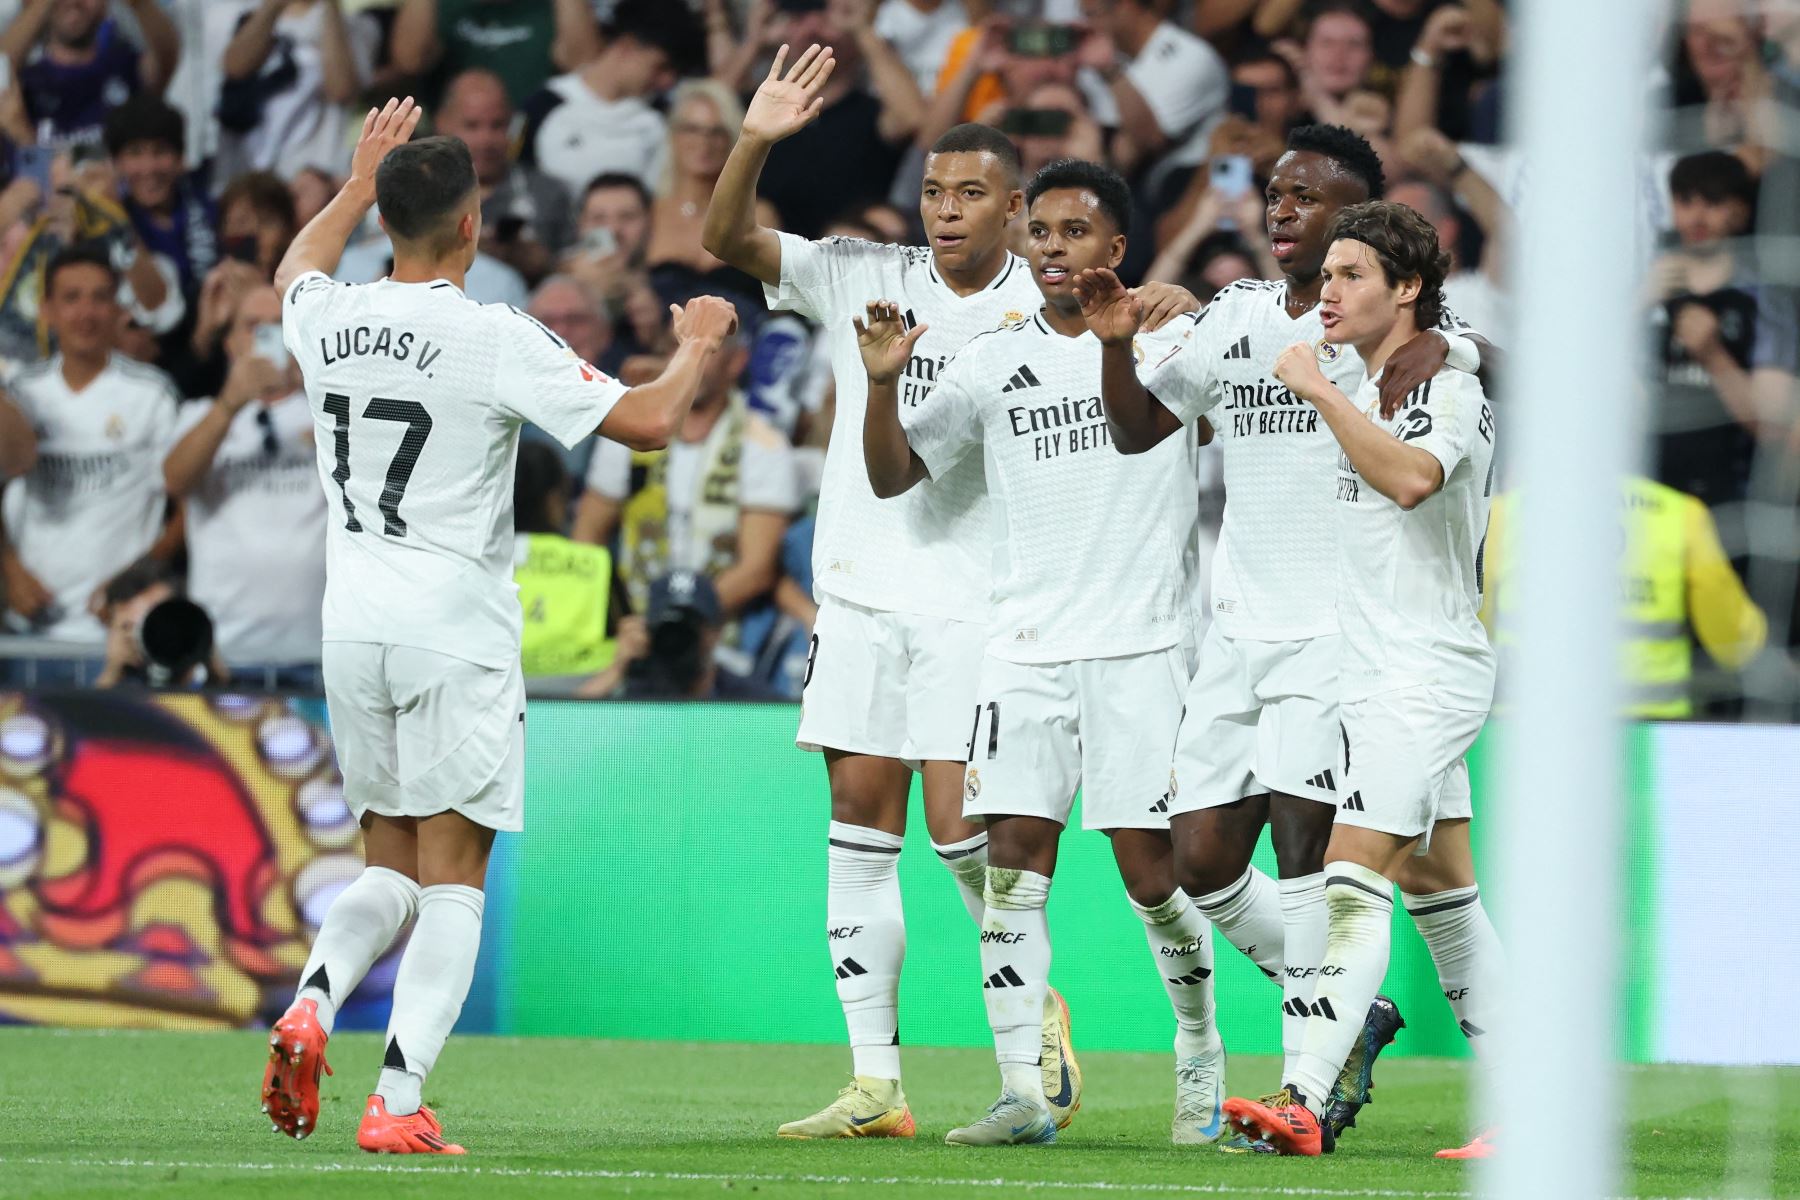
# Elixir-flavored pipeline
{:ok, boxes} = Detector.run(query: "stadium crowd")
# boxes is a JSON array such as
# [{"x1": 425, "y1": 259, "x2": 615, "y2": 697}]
[{"x1": 0, "y1": 0, "x2": 1794, "y2": 716}]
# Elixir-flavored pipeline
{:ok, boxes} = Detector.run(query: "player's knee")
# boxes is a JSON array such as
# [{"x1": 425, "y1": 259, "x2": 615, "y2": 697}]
[
  {"x1": 982, "y1": 864, "x2": 1051, "y2": 912},
  {"x1": 1171, "y1": 839, "x2": 1248, "y2": 900},
  {"x1": 1323, "y1": 861, "x2": 1394, "y2": 944}
]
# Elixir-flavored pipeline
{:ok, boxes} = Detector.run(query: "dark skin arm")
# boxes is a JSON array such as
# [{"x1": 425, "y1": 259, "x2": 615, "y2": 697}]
[
  {"x1": 1075, "y1": 268, "x2": 1184, "y2": 454},
  {"x1": 1377, "y1": 328, "x2": 1501, "y2": 419},
  {"x1": 856, "y1": 300, "x2": 932, "y2": 497}
]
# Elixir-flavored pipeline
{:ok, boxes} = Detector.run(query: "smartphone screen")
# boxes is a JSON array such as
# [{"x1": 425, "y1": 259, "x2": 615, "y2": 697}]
[{"x1": 1210, "y1": 155, "x2": 1254, "y2": 200}]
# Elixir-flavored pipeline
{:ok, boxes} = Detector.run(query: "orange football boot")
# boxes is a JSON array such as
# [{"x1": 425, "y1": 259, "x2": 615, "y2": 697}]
[
  {"x1": 1221, "y1": 1086, "x2": 1330, "y2": 1156},
  {"x1": 1436, "y1": 1128, "x2": 1497, "y2": 1159},
  {"x1": 357, "y1": 1094, "x2": 466, "y2": 1154},
  {"x1": 261, "y1": 999, "x2": 332, "y2": 1138}
]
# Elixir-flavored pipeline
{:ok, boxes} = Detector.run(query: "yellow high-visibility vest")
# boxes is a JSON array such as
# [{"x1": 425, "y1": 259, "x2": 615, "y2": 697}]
[{"x1": 514, "y1": 533, "x2": 613, "y2": 678}]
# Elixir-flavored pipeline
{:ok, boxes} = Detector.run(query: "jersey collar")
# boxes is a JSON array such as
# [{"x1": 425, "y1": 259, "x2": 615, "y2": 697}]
[{"x1": 927, "y1": 252, "x2": 1023, "y2": 297}]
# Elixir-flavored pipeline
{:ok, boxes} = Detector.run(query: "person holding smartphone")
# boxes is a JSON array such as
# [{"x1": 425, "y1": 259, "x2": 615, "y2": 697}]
[
  {"x1": 161, "y1": 283, "x2": 327, "y2": 683},
  {"x1": 1076, "y1": 0, "x2": 1230, "y2": 181}
]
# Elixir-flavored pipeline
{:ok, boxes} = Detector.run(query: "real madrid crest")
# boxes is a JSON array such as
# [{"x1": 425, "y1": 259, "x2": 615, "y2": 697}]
[
  {"x1": 104, "y1": 414, "x2": 126, "y2": 440},
  {"x1": 1132, "y1": 339, "x2": 1146, "y2": 365},
  {"x1": 1315, "y1": 338, "x2": 1341, "y2": 363},
  {"x1": 964, "y1": 769, "x2": 981, "y2": 802}
]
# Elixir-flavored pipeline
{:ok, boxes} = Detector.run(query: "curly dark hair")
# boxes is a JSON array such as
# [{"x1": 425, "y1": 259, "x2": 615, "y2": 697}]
[
  {"x1": 1326, "y1": 201, "x2": 1451, "y2": 331},
  {"x1": 1025, "y1": 158, "x2": 1132, "y2": 236},
  {"x1": 1286, "y1": 123, "x2": 1385, "y2": 199}
]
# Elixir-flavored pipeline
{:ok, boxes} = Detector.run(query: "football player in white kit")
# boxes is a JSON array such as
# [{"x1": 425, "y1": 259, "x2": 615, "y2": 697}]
[
  {"x1": 1075, "y1": 125, "x2": 1499, "y2": 1146},
  {"x1": 702, "y1": 46, "x2": 1128, "y2": 1137},
  {"x1": 859, "y1": 160, "x2": 1225, "y2": 1148},
  {"x1": 1220, "y1": 202, "x2": 1501, "y2": 1160},
  {"x1": 261, "y1": 98, "x2": 737, "y2": 1154}
]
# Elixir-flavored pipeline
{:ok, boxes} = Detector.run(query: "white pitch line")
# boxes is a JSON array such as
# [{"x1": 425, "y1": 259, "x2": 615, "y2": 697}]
[{"x1": 0, "y1": 1157, "x2": 1468, "y2": 1198}]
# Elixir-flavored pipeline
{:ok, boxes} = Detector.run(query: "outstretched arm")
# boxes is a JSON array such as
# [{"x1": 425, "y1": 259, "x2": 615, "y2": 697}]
[
  {"x1": 275, "y1": 97, "x2": 424, "y2": 294},
  {"x1": 857, "y1": 300, "x2": 932, "y2": 497},
  {"x1": 1074, "y1": 268, "x2": 1183, "y2": 453},
  {"x1": 598, "y1": 299, "x2": 738, "y2": 450},
  {"x1": 701, "y1": 44, "x2": 836, "y2": 287}
]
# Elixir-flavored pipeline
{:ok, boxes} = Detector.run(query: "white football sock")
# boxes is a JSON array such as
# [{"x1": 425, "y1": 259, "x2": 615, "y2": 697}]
[
  {"x1": 981, "y1": 867, "x2": 1051, "y2": 1103},
  {"x1": 1191, "y1": 866, "x2": 1284, "y2": 984},
  {"x1": 295, "y1": 866, "x2": 420, "y2": 1037},
  {"x1": 1131, "y1": 890, "x2": 1218, "y2": 1054},
  {"x1": 1288, "y1": 862, "x2": 1394, "y2": 1115},
  {"x1": 1278, "y1": 872, "x2": 1328, "y2": 1079},
  {"x1": 827, "y1": 821, "x2": 906, "y2": 1080},
  {"x1": 377, "y1": 883, "x2": 484, "y2": 1117},
  {"x1": 933, "y1": 831, "x2": 988, "y2": 927},
  {"x1": 1404, "y1": 886, "x2": 1505, "y2": 1078}
]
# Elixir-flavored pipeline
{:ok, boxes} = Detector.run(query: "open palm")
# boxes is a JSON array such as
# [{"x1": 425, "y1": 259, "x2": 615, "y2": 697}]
[
  {"x1": 743, "y1": 44, "x2": 836, "y2": 143},
  {"x1": 1073, "y1": 268, "x2": 1144, "y2": 345},
  {"x1": 854, "y1": 300, "x2": 926, "y2": 384},
  {"x1": 350, "y1": 96, "x2": 425, "y2": 186}
]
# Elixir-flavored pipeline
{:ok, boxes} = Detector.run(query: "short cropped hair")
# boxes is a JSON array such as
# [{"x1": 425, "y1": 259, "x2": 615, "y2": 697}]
[
  {"x1": 45, "y1": 244, "x2": 119, "y2": 297},
  {"x1": 1326, "y1": 200, "x2": 1451, "y2": 331},
  {"x1": 103, "y1": 95, "x2": 185, "y2": 157},
  {"x1": 375, "y1": 136, "x2": 478, "y2": 252},
  {"x1": 1669, "y1": 150, "x2": 1755, "y2": 207},
  {"x1": 929, "y1": 123, "x2": 1023, "y2": 187},
  {"x1": 1025, "y1": 158, "x2": 1132, "y2": 236},
  {"x1": 1287, "y1": 123, "x2": 1385, "y2": 199},
  {"x1": 583, "y1": 172, "x2": 652, "y2": 210}
]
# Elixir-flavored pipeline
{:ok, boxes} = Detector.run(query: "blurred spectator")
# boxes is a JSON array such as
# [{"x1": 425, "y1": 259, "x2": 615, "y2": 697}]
[
  {"x1": 436, "y1": 68, "x2": 573, "y2": 285},
  {"x1": 92, "y1": 557, "x2": 221, "y2": 689},
  {"x1": 2, "y1": 0, "x2": 178, "y2": 149},
  {"x1": 1, "y1": 247, "x2": 180, "y2": 647},
  {"x1": 519, "y1": 273, "x2": 619, "y2": 478},
  {"x1": 217, "y1": 169, "x2": 297, "y2": 281},
  {"x1": 1648, "y1": 151, "x2": 1796, "y2": 514},
  {"x1": 289, "y1": 165, "x2": 337, "y2": 229},
  {"x1": 857, "y1": 201, "x2": 912, "y2": 243},
  {"x1": 161, "y1": 284, "x2": 325, "y2": 679},
  {"x1": 1149, "y1": 226, "x2": 1262, "y2": 305},
  {"x1": 1003, "y1": 81, "x2": 1107, "y2": 178},
  {"x1": 511, "y1": 440, "x2": 625, "y2": 693},
  {"x1": 876, "y1": 0, "x2": 967, "y2": 93},
  {"x1": 1230, "y1": 50, "x2": 1307, "y2": 155},
  {"x1": 561, "y1": 173, "x2": 665, "y2": 354},
  {"x1": 615, "y1": 569, "x2": 779, "y2": 699},
  {"x1": 335, "y1": 233, "x2": 530, "y2": 307},
  {"x1": 184, "y1": 257, "x2": 269, "y2": 398},
  {"x1": 1287, "y1": 0, "x2": 1375, "y2": 129},
  {"x1": 924, "y1": 16, "x2": 1076, "y2": 144},
  {"x1": 391, "y1": 0, "x2": 600, "y2": 107},
  {"x1": 0, "y1": 386, "x2": 33, "y2": 480},
  {"x1": 1393, "y1": 3, "x2": 1506, "y2": 149},
  {"x1": 573, "y1": 322, "x2": 797, "y2": 632},
  {"x1": 104, "y1": 96, "x2": 217, "y2": 305},
  {"x1": 1668, "y1": 0, "x2": 1775, "y2": 171},
  {"x1": 758, "y1": 0, "x2": 926, "y2": 239},
  {"x1": 1077, "y1": 0, "x2": 1230, "y2": 183},
  {"x1": 1394, "y1": 124, "x2": 1511, "y2": 337},
  {"x1": 1483, "y1": 477, "x2": 1768, "y2": 719},
  {"x1": 0, "y1": 152, "x2": 179, "y2": 363},
  {"x1": 522, "y1": 0, "x2": 696, "y2": 199},
  {"x1": 216, "y1": 0, "x2": 379, "y2": 181}
]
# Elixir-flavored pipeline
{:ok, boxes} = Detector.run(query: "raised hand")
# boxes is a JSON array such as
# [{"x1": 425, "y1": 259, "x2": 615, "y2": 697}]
[
  {"x1": 853, "y1": 300, "x2": 926, "y2": 384},
  {"x1": 1072, "y1": 267, "x2": 1143, "y2": 346},
  {"x1": 672, "y1": 295, "x2": 740, "y2": 346},
  {"x1": 741, "y1": 44, "x2": 836, "y2": 145},
  {"x1": 349, "y1": 96, "x2": 425, "y2": 187}
]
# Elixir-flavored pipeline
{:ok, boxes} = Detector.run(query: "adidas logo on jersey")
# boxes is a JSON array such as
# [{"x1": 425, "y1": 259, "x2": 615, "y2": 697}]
[
  {"x1": 1223, "y1": 334, "x2": 1251, "y2": 360},
  {"x1": 1305, "y1": 768, "x2": 1337, "y2": 792},
  {"x1": 1000, "y1": 364, "x2": 1042, "y2": 392},
  {"x1": 1341, "y1": 791, "x2": 1365, "y2": 812}
]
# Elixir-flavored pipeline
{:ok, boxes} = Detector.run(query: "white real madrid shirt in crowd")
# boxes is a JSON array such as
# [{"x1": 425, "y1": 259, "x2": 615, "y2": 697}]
[
  {"x1": 282, "y1": 270, "x2": 628, "y2": 668},
  {"x1": 1135, "y1": 278, "x2": 1476, "y2": 643},
  {"x1": 874, "y1": 0, "x2": 967, "y2": 93},
  {"x1": 2, "y1": 354, "x2": 178, "y2": 643},
  {"x1": 764, "y1": 233, "x2": 1041, "y2": 622},
  {"x1": 527, "y1": 73, "x2": 668, "y2": 198},
  {"x1": 1336, "y1": 367, "x2": 1497, "y2": 711},
  {"x1": 1083, "y1": 21, "x2": 1229, "y2": 171},
  {"x1": 903, "y1": 314, "x2": 1199, "y2": 661},
  {"x1": 173, "y1": 392, "x2": 326, "y2": 664},
  {"x1": 585, "y1": 402, "x2": 799, "y2": 568}
]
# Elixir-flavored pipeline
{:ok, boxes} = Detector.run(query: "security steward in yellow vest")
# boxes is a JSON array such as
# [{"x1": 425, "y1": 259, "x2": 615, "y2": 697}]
[
  {"x1": 512, "y1": 442, "x2": 616, "y2": 681},
  {"x1": 1481, "y1": 476, "x2": 1766, "y2": 717}
]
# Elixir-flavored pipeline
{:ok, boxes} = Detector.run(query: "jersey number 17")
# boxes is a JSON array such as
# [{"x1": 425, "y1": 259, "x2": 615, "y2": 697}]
[{"x1": 323, "y1": 392, "x2": 434, "y2": 537}]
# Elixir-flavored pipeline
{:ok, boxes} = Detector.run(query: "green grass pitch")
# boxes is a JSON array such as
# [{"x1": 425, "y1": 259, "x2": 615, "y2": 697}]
[{"x1": 2, "y1": 1030, "x2": 1796, "y2": 1198}]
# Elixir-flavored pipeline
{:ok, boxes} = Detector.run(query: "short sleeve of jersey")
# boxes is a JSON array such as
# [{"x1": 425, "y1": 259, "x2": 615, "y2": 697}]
[
  {"x1": 584, "y1": 437, "x2": 630, "y2": 499},
  {"x1": 901, "y1": 353, "x2": 982, "y2": 481},
  {"x1": 740, "y1": 417, "x2": 799, "y2": 513},
  {"x1": 282, "y1": 270, "x2": 344, "y2": 357},
  {"x1": 1397, "y1": 372, "x2": 1488, "y2": 482},
  {"x1": 492, "y1": 306, "x2": 629, "y2": 449},
  {"x1": 762, "y1": 232, "x2": 891, "y2": 325},
  {"x1": 1135, "y1": 306, "x2": 1227, "y2": 425}
]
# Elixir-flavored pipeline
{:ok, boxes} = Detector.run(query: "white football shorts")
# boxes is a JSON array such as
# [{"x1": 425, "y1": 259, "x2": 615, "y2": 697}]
[
  {"x1": 796, "y1": 593, "x2": 986, "y2": 762},
  {"x1": 1334, "y1": 686, "x2": 1487, "y2": 847},
  {"x1": 961, "y1": 646, "x2": 1188, "y2": 831},
  {"x1": 1169, "y1": 625, "x2": 1342, "y2": 813},
  {"x1": 323, "y1": 641, "x2": 526, "y2": 833}
]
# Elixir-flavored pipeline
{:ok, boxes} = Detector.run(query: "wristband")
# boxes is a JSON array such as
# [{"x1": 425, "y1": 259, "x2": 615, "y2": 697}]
[
  {"x1": 1410, "y1": 46, "x2": 1438, "y2": 69},
  {"x1": 1441, "y1": 331, "x2": 1481, "y2": 375}
]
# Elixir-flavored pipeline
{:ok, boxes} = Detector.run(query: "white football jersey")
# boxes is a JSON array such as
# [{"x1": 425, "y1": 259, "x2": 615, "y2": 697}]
[
  {"x1": 1136, "y1": 278, "x2": 1473, "y2": 642},
  {"x1": 1336, "y1": 367, "x2": 1497, "y2": 710},
  {"x1": 283, "y1": 270, "x2": 628, "y2": 669},
  {"x1": 903, "y1": 313, "x2": 1198, "y2": 663},
  {"x1": 174, "y1": 391, "x2": 326, "y2": 664},
  {"x1": 4, "y1": 354, "x2": 179, "y2": 643},
  {"x1": 765, "y1": 233, "x2": 1042, "y2": 622}
]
